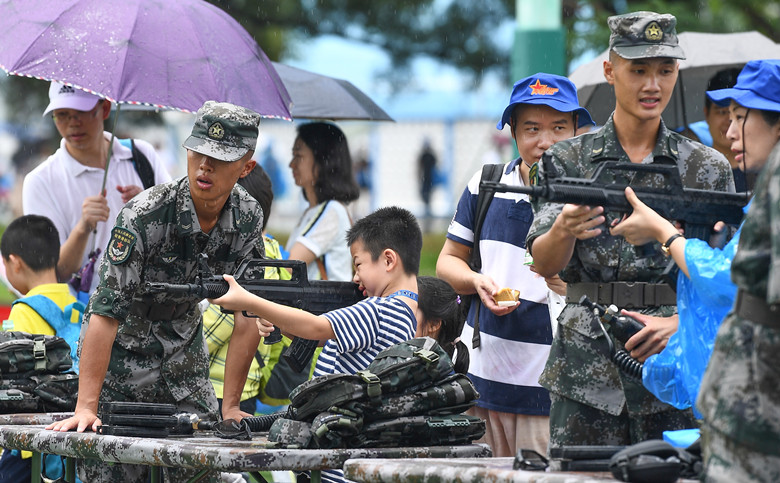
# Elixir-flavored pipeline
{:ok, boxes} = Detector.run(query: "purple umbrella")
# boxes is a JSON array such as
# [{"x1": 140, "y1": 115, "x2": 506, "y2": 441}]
[{"x1": 0, "y1": 0, "x2": 292, "y2": 118}]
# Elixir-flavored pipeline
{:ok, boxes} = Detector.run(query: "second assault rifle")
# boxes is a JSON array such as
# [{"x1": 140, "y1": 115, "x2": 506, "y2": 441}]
[
  {"x1": 481, "y1": 159, "x2": 748, "y2": 241},
  {"x1": 147, "y1": 254, "x2": 365, "y2": 372}
]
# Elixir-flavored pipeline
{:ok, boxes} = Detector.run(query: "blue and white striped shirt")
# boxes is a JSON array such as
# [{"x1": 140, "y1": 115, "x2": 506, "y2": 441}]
[
  {"x1": 313, "y1": 296, "x2": 417, "y2": 377},
  {"x1": 447, "y1": 159, "x2": 553, "y2": 415}
]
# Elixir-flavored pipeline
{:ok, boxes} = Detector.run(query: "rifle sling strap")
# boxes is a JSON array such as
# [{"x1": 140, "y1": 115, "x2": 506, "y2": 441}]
[
  {"x1": 566, "y1": 282, "x2": 676, "y2": 309},
  {"x1": 469, "y1": 163, "x2": 505, "y2": 349}
]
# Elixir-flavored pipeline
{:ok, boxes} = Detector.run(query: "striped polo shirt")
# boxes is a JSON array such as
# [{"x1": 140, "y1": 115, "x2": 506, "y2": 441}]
[{"x1": 447, "y1": 159, "x2": 552, "y2": 415}]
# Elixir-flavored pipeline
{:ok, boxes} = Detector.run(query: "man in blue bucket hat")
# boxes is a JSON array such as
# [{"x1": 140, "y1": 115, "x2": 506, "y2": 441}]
[
  {"x1": 437, "y1": 72, "x2": 593, "y2": 457},
  {"x1": 526, "y1": 10, "x2": 734, "y2": 455}
]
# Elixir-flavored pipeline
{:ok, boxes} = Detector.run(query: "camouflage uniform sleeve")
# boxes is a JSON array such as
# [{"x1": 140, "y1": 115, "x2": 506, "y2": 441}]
[
  {"x1": 232, "y1": 194, "x2": 266, "y2": 272},
  {"x1": 88, "y1": 205, "x2": 146, "y2": 322},
  {"x1": 526, "y1": 145, "x2": 570, "y2": 255}
]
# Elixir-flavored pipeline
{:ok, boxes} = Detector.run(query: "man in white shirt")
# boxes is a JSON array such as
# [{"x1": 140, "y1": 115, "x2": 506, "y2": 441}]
[{"x1": 23, "y1": 82, "x2": 171, "y2": 297}]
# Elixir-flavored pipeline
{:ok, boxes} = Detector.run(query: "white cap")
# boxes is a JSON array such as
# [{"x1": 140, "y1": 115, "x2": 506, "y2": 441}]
[{"x1": 42, "y1": 82, "x2": 101, "y2": 116}]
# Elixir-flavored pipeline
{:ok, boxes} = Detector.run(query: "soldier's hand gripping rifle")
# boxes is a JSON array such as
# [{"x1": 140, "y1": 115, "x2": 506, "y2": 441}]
[
  {"x1": 146, "y1": 254, "x2": 365, "y2": 372},
  {"x1": 480, "y1": 158, "x2": 747, "y2": 241}
]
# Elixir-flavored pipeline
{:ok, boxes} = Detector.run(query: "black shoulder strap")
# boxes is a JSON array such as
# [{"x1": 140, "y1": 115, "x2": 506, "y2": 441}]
[
  {"x1": 466, "y1": 163, "x2": 503, "y2": 349},
  {"x1": 470, "y1": 164, "x2": 504, "y2": 270},
  {"x1": 129, "y1": 139, "x2": 156, "y2": 190}
]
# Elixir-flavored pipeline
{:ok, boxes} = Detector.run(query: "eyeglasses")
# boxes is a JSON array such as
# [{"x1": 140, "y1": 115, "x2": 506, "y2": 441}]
[
  {"x1": 51, "y1": 101, "x2": 103, "y2": 124},
  {"x1": 513, "y1": 448, "x2": 549, "y2": 471}
]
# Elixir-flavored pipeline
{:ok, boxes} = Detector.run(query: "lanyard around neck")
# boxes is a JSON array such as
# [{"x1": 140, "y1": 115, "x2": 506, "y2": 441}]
[{"x1": 388, "y1": 289, "x2": 418, "y2": 302}]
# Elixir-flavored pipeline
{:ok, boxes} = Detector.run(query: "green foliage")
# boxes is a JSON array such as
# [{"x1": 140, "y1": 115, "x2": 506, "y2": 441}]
[
  {"x1": 420, "y1": 231, "x2": 446, "y2": 277},
  {"x1": 562, "y1": 0, "x2": 780, "y2": 65}
]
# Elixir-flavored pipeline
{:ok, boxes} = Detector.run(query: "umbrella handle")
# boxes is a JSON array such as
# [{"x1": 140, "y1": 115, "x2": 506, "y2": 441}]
[
  {"x1": 100, "y1": 103, "x2": 121, "y2": 194},
  {"x1": 93, "y1": 103, "x2": 122, "y2": 252}
]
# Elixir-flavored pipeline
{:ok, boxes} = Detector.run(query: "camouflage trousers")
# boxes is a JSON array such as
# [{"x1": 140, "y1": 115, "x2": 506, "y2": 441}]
[
  {"x1": 548, "y1": 392, "x2": 697, "y2": 449},
  {"x1": 702, "y1": 425, "x2": 780, "y2": 482},
  {"x1": 78, "y1": 380, "x2": 221, "y2": 482}
]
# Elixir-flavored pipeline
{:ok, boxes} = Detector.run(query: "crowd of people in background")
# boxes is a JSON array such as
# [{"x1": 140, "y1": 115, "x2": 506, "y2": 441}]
[{"x1": 0, "y1": 8, "x2": 779, "y2": 483}]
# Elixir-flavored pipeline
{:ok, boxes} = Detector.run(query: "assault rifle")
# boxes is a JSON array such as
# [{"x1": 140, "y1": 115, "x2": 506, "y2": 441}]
[
  {"x1": 146, "y1": 254, "x2": 365, "y2": 372},
  {"x1": 480, "y1": 159, "x2": 748, "y2": 241}
]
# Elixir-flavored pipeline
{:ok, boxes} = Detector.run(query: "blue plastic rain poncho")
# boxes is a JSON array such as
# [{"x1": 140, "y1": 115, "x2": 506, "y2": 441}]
[{"x1": 642, "y1": 204, "x2": 749, "y2": 418}]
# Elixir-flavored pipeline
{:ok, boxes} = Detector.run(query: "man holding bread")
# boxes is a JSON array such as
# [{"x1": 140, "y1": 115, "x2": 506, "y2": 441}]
[{"x1": 436, "y1": 73, "x2": 594, "y2": 457}]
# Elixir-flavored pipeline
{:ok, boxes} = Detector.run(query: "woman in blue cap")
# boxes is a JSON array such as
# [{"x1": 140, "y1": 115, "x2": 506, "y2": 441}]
[
  {"x1": 611, "y1": 60, "x2": 780, "y2": 479},
  {"x1": 436, "y1": 73, "x2": 594, "y2": 457}
]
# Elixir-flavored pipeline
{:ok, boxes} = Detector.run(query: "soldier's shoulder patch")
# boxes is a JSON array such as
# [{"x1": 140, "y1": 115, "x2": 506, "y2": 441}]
[{"x1": 107, "y1": 227, "x2": 136, "y2": 265}]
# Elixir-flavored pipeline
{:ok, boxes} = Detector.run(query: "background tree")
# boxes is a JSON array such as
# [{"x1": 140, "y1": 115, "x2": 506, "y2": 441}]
[{"x1": 3, "y1": 0, "x2": 778, "y2": 131}]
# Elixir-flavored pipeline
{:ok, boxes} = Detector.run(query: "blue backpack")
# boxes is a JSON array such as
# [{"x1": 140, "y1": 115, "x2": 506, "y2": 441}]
[{"x1": 11, "y1": 295, "x2": 85, "y2": 372}]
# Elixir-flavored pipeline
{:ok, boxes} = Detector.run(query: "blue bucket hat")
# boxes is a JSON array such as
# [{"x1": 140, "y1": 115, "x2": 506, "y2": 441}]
[
  {"x1": 497, "y1": 73, "x2": 595, "y2": 130},
  {"x1": 707, "y1": 60, "x2": 780, "y2": 113}
]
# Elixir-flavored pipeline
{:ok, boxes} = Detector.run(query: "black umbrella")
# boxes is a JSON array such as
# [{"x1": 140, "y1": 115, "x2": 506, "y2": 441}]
[
  {"x1": 569, "y1": 31, "x2": 780, "y2": 127},
  {"x1": 272, "y1": 62, "x2": 394, "y2": 121}
]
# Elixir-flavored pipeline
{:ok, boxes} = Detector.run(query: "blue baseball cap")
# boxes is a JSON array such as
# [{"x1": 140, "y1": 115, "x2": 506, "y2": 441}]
[
  {"x1": 497, "y1": 73, "x2": 595, "y2": 131},
  {"x1": 707, "y1": 60, "x2": 780, "y2": 113}
]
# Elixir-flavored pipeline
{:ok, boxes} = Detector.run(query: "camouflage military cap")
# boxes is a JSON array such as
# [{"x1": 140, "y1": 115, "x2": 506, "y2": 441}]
[
  {"x1": 608, "y1": 11, "x2": 685, "y2": 60},
  {"x1": 182, "y1": 101, "x2": 260, "y2": 162}
]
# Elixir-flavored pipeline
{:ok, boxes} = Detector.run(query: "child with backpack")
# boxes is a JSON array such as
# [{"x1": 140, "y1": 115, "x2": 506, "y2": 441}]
[
  {"x1": 1, "y1": 215, "x2": 84, "y2": 367},
  {"x1": 0, "y1": 214, "x2": 84, "y2": 482},
  {"x1": 213, "y1": 206, "x2": 421, "y2": 379}
]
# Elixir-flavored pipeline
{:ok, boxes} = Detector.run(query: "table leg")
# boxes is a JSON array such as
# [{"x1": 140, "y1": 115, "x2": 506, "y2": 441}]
[
  {"x1": 310, "y1": 470, "x2": 321, "y2": 483},
  {"x1": 31, "y1": 452, "x2": 41, "y2": 483},
  {"x1": 65, "y1": 457, "x2": 76, "y2": 482},
  {"x1": 150, "y1": 466, "x2": 162, "y2": 483}
]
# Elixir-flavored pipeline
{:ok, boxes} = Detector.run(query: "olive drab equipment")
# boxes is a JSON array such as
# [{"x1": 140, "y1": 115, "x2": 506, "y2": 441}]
[
  {"x1": 0, "y1": 331, "x2": 79, "y2": 413},
  {"x1": 268, "y1": 337, "x2": 485, "y2": 448}
]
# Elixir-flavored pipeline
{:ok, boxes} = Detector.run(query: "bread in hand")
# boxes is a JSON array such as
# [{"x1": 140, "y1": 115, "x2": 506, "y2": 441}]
[{"x1": 493, "y1": 288, "x2": 520, "y2": 303}]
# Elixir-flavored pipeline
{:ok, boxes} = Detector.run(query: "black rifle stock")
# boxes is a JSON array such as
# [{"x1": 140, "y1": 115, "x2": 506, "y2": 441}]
[
  {"x1": 480, "y1": 160, "x2": 747, "y2": 241},
  {"x1": 146, "y1": 256, "x2": 365, "y2": 372}
]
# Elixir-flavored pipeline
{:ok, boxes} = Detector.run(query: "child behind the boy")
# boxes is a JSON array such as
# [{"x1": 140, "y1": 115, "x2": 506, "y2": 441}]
[
  {"x1": 416, "y1": 275, "x2": 470, "y2": 375},
  {"x1": 213, "y1": 206, "x2": 422, "y2": 378}
]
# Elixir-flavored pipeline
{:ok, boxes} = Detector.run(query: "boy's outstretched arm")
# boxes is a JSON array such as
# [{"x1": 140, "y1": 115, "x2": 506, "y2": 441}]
[
  {"x1": 211, "y1": 275, "x2": 336, "y2": 341},
  {"x1": 46, "y1": 314, "x2": 118, "y2": 432}
]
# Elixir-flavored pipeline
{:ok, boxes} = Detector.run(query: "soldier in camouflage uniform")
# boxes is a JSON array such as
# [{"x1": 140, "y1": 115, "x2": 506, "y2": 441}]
[
  {"x1": 697, "y1": 142, "x2": 780, "y2": 481},
  {"x1": 526, "y1": 12, "x2": 734, "y2": 452},
  {"x1": 47, "y1": 101, "x2": 268, "y2": 482}
]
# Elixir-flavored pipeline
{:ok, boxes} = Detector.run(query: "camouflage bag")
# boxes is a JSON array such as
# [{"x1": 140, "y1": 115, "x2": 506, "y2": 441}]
[
  {"x1": 0, "y1": 331, "x2": 73, "y2": 374},
  {"x1": 0, "y1": 331, "x2": 78, "y2": 413},
  {"x1": 289, "y1": 336, "x2": 456, "y2": 420},
  {"x1": 269, "y1": 337, "x2": 484, "y2": 449}
]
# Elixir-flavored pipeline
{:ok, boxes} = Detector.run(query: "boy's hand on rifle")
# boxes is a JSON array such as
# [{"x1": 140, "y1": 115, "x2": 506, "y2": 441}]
[
  {"x1": 209, "y1": 274, "x2": 251, "y2": 311},
  {"x1": 255, "y1": 318, "x2": 275, "y2": 338}
]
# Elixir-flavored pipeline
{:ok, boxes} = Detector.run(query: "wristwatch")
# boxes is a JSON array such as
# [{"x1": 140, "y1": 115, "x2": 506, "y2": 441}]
[{"x1": 661, "y1": 233, "x2": 683, "y2": 256}]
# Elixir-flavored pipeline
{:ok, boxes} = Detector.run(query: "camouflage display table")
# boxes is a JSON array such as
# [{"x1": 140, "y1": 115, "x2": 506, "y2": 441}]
[
  {"x1": 343, "y1": 457, "x2": 619, "y2": 482},
  {"x1": 0, "y1": 424, "x2": 491, "y2": 483},
  {"x1": 343, "y1": 457, "x2": 704, "y2": 482},
  {"x1": 0, "y1": 412, "x2": 73, "y2": 425}
]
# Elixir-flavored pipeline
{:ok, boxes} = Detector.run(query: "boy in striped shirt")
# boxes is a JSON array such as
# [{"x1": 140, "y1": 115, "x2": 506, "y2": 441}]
[{"x1": 213, "y1": 206, "x2": 421, "y2": 378}]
